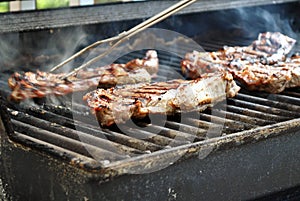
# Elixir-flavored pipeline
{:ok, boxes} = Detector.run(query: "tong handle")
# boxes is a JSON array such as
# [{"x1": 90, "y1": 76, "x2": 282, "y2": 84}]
[{"x1": 50, "y1": 0, "x2": 197, "y2": 79}]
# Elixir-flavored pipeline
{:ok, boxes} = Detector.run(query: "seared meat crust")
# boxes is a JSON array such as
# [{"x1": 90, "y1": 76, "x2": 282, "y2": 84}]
[
  {"x1": 181, "y1": 32, "x2": 298, "y2": 93},
  {"x1": 83, "y1": 72, "x2": 240, "y2": 127},
  {"x1": 8, "y1": 50, "x2": 158, "y2": 101}
]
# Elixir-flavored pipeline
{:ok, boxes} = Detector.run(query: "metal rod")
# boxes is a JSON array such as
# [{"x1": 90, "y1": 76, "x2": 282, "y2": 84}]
[
  {"x1": 49, "y1": 36, "x2": 118, "y2": 72},
  {"x1": 49, "y1": 0, "x2": 197, "y2": 78},
  {"x1": 8, "y1": 108, "x2": 145, "y2": 156},
  {"x1": 12, "y1": 119, "x2": 127, "y2": 161}
]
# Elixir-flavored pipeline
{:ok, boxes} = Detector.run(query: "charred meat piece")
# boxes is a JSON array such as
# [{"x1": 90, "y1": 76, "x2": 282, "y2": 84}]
[
  {"x1": 224, "y1": 32, "x2": 296, "y2": 65},
  {"x1": 276, "y1": 54, "x2": 300, "y2": 89},
  {"x1": 123, "y1": 50, "x2": 159, "y2": 75},
  {"x1": 8, "y1": 68, "x2": 150, "y2": 101},
  {"x1": 181, "y1": 32, "x2": 296, "y2": 79},
  {"x1": 182, "y1": 50, "x2": 300, "y2": 93},
  {"x1": 181, "y1": 51, "x2": 226, "y2": 79},
  {"x1": 83, "y1": 72, "x2": 240, "y2": 127},
  {"x1": 227, "y1": 62, "x2": 299, "y2": 93},
  {"x1": 182, "y1": 32, "x2": 296, "y2": 74},
  {"x1": 252, "y1": 32, "x2": 296, "y2": 56},
  {"x1": 230, "y1": 53, "x2": 300, "y2": 93},
  {"x1": 8, "y1": 50, "x2": 158, "y2": 101},
  {"x1": 181, "y1": 32, "x2": 299, "y2": 93}
]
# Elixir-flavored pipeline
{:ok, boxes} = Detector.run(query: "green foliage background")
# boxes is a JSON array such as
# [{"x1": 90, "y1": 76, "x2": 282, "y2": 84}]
[
  {"x1": 0, "y1": 0, "x2": 125, "y2": 13},
  {"x1": 36, "y1": 0, "x2": 69, "y2": 9},
  {"x1": 0, "y1": 2, "x2": 8, "y2": 13}
]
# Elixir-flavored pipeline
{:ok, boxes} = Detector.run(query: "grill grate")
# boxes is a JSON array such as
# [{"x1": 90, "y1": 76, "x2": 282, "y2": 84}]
[{"x1": 1, "y1": 44, "x2": 300, "y2": 176}]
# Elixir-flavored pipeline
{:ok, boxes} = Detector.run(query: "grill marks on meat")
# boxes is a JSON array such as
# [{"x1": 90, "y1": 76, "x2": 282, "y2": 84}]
[
  {"x1": 83, "y1": 72, "x2": 240, "y2": 127},
  {"x1": 8, "y1": 50, "x2": 158, "y2": 101},
  {"x1": 228, "y1": 62, "x2": 296, "y2": 93},
  {"x1": 182, "y1": 51, "x2": 300, "y2": 93},
  {"x1": 181, "y1": 32, "x2": 299, "y2": 93}
]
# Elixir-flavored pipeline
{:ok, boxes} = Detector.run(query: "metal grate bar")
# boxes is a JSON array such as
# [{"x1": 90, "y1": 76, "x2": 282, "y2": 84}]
[
  {"x1": 243, "y1": 90, "x2": 300, "y2": 106},
  {"x1": 103, "y1": 129, "x2": 163, "y2": 152},
  {"x1": 8, "y1": 108, "x2": 145, "y2": 156},
  {"x1": 117, "y1": 125, "x2": 190, "y2": 147},
  {"x1": 13, "y1": 131, "x2": 102, "y2": 170},
  {"x1": 42, "y1": 103, "x2": 90, "y2": 119},
  {"x1": 234, "y1": 93, "x2": 300, "y2": 112},
  {"x1": 12, "y1": 120, "x2": 128, "y2": 162},
  {"x1": 224, "y1": 104, "x2": 290, "y2": 122},
  {"x1": 282, "y1": 90, "x2": 300, "y2": 99},
  {"x1": 164, "y1": 120, "x2": 208, "y2": 137},
  {"x1": 10, "y1": 103, "x2": 164, "y2": 153},
  {"x1": 228, "y1": 98, "x2": 300, "y2": 118},
  {"x1": 210, "y1": 108, "x2": 262, "y2": 127},
  {"x1": 184, "y1": 117, "x2": 219, "y2": 130},
  {"x1": 198, "y1": 112, "x2": 250, "y2": 131},
  {"x1": 138, "y1": 123, "x2": 205, "y2": 142}
]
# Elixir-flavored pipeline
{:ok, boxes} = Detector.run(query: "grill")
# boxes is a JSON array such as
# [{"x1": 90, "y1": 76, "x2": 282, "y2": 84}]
[{"x1": 1, "y1": 1, "x2": 300, "y2": 201}]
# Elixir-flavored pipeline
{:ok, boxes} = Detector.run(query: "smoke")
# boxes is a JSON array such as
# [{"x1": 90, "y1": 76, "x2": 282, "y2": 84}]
[
  {"x1": 33, "y1": 26, "x2": 88, "y2": 73},
  {"x1": 0, "y1": 32, "x2": 21, "y2": 76},
  {"x1": 167, "y1": 3, "x2": 300, "y2": 48},
  {"x1": 204, "y1": 4, "x2": 300, "y2": 44},
  {"x1": 0, "y1": 25, "x2": 88, "y2": 75},
  {"x1": 230, "y1": 6, "x2": 298, "y2": 39},
  {"x1": 0, "y1": 23, "x2": 89, "y2": 106}
]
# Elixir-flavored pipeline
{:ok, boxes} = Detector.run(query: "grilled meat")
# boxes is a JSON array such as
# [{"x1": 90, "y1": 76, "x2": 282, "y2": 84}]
[
  {"x1": 181, "y1": 32, "x2": 299, "y2": 93},
  {"x1": 228, "y1": 61, "x2": 299, "y2": 93},
  {"x1": 181, "y1": 51, "x2": 226, "y2": 79},
  {"x1": 8, "y1": 50, "x2": 158, "y2": 101},
  {"x1": 83, "y1": 72, "x2": 240, "y2": 127},
  {"x1": 123, "y1": 50, "x2": 159, "y2": 75},
  {"x1": 252, "y1": 32, "x2": 296, "y2": 57},
  {"x1": 224, "y1": 32, "x2": 296, "y2": 65}
]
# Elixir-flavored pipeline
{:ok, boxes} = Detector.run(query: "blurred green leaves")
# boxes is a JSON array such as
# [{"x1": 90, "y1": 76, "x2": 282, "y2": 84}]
[
  {"x1": 0, "y1": 2, "x2": 9, "y2": 13},
  {"x1": 94, "y1": 0, "x2": 122, "y2": 3},
  {"x1": 36, "y1": 0, "x2": 69, "y2": 10},
  {"x1": 0, "y1": 0, "x2": 127, "y2": 13}
]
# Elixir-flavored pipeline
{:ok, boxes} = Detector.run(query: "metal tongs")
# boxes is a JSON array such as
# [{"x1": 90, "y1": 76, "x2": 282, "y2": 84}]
[{"x1": 49, "y1": 0, "x2": 197, "y2": 79}]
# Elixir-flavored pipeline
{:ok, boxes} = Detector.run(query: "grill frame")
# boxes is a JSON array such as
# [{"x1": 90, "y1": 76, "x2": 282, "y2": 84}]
[
  {"x1": 2, "y1": 109, "x2": 300, "y2": 201},
  {"x1": 2, "y1": 49, "x2": 300, "y2": 176},
  {"x1": 0, "y1": 0, "x2": 299, "y2": 33},
  {"x1": 2, "y1": 89, "x2": 300, "y2": 179}
]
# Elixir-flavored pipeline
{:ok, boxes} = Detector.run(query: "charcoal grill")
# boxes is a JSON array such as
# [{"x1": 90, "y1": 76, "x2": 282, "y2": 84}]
[{"x1": 1, "y1": 1, "x2": 300, "y2": 201}]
